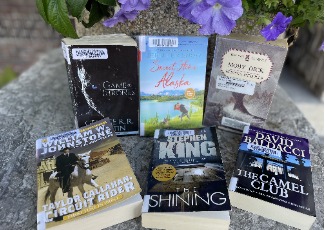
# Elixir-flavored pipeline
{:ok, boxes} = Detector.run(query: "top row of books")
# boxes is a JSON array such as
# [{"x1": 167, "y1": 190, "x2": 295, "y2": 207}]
[{"x1": 61, "y1": 34, "x2": 288, "y2": 136}]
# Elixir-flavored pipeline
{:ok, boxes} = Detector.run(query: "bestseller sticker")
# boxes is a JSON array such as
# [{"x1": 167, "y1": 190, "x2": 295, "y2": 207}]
[
  {"x1": 152, "y1": 164, "x2": 177, "y2": 182},
  {"x1": 185, "y1": 88, "x2": 195, "y2": 99}
]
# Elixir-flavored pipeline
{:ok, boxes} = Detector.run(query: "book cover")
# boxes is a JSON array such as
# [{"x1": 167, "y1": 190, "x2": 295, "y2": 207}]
[
  {"x1": 61, "y1": 34, "x2": 139, "y2": 135},
  {"x1": 138, "y1": 36, "x2": 208, "y2": 136},
  {"x1": 142, "y1": 127, "x2": 231, "y2": 213},
  {"x1": 203, "y1": 34, "x2": 288, "y2": 131},
  {"x1": 229, "y1": 126, "x2": 316, "y2": 229},
  {"x1": 36, "y1": 118, "x2": 141, "y2": 229}
]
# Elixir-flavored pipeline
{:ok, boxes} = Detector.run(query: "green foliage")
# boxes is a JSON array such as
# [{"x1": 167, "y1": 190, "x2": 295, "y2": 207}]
[
  {"x1": 36, "y1": 0, "x2": 323, "y2": 38},
  {"x1": 0, "y1": 67, "x2": 17, "y2": 88},
  {"x1": 36, "y1": 0, "x2": 117, "y2": 38},
  {"x1": 242, "y1": 0, "x2": 324, "y2": 27}
]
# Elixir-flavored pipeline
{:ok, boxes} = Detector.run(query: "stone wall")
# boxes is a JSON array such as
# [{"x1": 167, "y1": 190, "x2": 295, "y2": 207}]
[
  {"x1": 0, "y1": 0, "x2": 61, "y2": 74},
  {"x1": 287, "y1": 24, "x2": 324, "y2": 98}
]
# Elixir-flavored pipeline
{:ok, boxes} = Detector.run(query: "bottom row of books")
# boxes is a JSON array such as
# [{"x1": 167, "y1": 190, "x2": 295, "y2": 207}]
[{"x1": 36, "y1": 118, "x2": 316, "y2": 230}]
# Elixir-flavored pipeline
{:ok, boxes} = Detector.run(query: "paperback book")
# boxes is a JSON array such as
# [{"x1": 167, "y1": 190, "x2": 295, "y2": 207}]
[
  {"x1": 142, "y1": 127, "x2": 231, "y2": 230},
  {"x1": 138, "y1": 35, "x2": 208, "y2": 136},
  {"x1": 229, "y1": 126, "x2": 316, "y2": 230},
  {"x1": 61, "y1": 34, "x2": 139, "y2": 135},
  {"x1": 203, "y1": 34, "x2": 288, "y2": 132},
  {"x1": 36, "y1": 118, "x2": 142, "y2": 230}
]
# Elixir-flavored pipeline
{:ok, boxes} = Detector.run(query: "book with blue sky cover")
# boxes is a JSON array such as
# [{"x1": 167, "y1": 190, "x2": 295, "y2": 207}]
[
  {"x1": 229, "y1": 126, "x2": 316, "y2": 230},
  {"x1": 138, "y1": 36, "x2": 208, "y2": 136}
]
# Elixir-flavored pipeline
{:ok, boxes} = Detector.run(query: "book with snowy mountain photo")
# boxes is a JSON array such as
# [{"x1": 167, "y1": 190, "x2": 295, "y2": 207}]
[
  {"x1": 229, "y1": 126, "x2": 316, "y2": 230},
  {"x1": 137, "y1": 35, "x2": 208, "y2": 136}
]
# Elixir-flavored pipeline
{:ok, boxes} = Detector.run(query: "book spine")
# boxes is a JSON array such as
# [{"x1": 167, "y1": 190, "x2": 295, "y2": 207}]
[
  {"x1": 61, "y1": 42, "x2": 79, "y2": 128},
  {"x1": 138, "y1": 36, "x2": 146, "y2": 136}
]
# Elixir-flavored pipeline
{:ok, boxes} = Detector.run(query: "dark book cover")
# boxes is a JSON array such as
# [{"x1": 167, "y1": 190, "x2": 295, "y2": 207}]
[
  {"x1": 203, "y1": 34, "x2": 288, "y2": 131},
  {"x1": 62, "y1": 35, "x2": 139, "y2": 135},
  {"x1": 229, "y1": 126, "x2": 316, "y2": 217},
  {"x1": 142, "y1": 127, "x2": 231, "y2": 213}
]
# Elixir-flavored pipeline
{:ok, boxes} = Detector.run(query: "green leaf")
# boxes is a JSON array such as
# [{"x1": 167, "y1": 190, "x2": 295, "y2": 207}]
[
  {"x1": 242, "y1": 0, "x2": 250, "y2": 12},
  {"x1": 66, "y1": 0, "x2": 88, "y2": 19},
  {"x1": 95, "y1": 0, "x2": 116, "y2": 6},
  {"x1": 46, "y1": 0, "x2": 79, "y2": 38},
  {"x1": 36, "y1": 0, "x2": 49, "y2": 24},
  {"x1": 291, "y1": 16, "x2": 305, "y2": 27},
  {"x1": 258, "y1": 17, "x2": 271, "y2": 26},
  {"x1": 82, "y1": 1, "x2": 105, "y2": 28}
]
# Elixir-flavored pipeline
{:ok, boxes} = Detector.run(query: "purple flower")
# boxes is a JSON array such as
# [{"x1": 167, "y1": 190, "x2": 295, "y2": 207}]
[
  {"x1": 178, "y1": 0, "x2": 205, "y2": 23},
  {"x1": 103, "y1": 0, "x2": 151, "y2": 27},
  {"x1": 118, "y1": 0, "x2": 151, "y2": 11},
  {"x1": 179, "y1": 0, "x2": 243, "y2": 35},
  {"x1": 103, "y1": 8, "x2": 139, "y2": 27},
  {"x1": 260, "y1": 12, "x2": 293, "y2": 41}
]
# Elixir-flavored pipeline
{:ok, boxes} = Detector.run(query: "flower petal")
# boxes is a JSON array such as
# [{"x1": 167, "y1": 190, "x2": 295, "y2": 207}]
[
  {"x1": 216, "y1": 0, "x2": 242, "y2": 8},
  {"x1": 199, "y1": 22, "x2": 214, "y2": 35},
  {"x1": 212, "y1": 10, "x2": 236, "y2": 35},
  {"x1": 123, "y1": 10, "x2": 139, "y2": 20},
  {"x1": 221, "y1": 4, "x2": 243, "y2": 20},
  {"x1": 179, "y1": 3, "x2": 197, "y2": 22},
  {"x1": 178, "y1": 0, "x2": 195, "y2": 5},
  {"x1": 196, "y1": 7, "x2": 214, "y2": 25},
  {"x1": 260, "y1": 12, "x2": 293, "y2": 41}
]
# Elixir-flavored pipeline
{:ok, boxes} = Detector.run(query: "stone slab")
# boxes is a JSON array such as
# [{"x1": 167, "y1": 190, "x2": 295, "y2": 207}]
[{"x1": 0, "y1": 49, "x2": 323, "y2": 230}]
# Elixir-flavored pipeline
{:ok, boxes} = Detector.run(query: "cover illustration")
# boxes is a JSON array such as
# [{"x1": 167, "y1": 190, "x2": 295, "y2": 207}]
[
  {"x1": 62, "y1": 37, "x2": 139, "y2": 135},
  {"x1": 229, "y1": 126, "x2": 316, "y2": 216},
  {"x1": 142, "y1": 127, "x2": 231, "y2": 213},
  {"x1": 36, "y1": 118, "x2": 141, "y2": 229},
  {"x1": 203, "y1": 35, "x2": 288, "y2": 131},
  {"x1": 138, "y1": 36, "x2": 208, "y2": 136}
]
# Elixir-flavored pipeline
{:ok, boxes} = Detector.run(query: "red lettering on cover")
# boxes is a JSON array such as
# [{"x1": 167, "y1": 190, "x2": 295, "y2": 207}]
[{"x1": 154, "y1": 72, "x2": 190, "y2": 89}]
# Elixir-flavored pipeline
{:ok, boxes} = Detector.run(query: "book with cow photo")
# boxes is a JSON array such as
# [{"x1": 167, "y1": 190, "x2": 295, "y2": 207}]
[
  {"x1": 35, "y1": 118, "x2": 142, "y2": 230},
  {"x1": 229, "y1": 126, "x2": 316, "y2": 230},
  {"x1": 142, "y1": 127, "x2": 231, "y2": 230},
  {"x1": 203, "y1": 34, "x2": 288, "y2": 132},
  {"x1": 61, "y1": 34, "x2": 139, "y2": 135},
  {"x1": 137, "y1": 35, "x2": 208, "y2": 136}
]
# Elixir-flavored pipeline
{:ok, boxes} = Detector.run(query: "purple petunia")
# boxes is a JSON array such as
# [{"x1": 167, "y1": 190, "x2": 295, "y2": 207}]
[
  {"x1": 103, "y1": 8, "x2": 139, "y2": 27},
  {"x1": 118, "y1": 0, "x2": 151, "y2": 11},
  {"x1": 178, "y1": 0, "x2": 243, "y2": 35},
  {"x1": 103, "y1": 0, "x2": 151, "y2": 27},
  {"x1": 260, "y1": 12, "x2": 293, "y2": 41},
  {"x1": 178, "y1": 0, "x2": 204, "y2": 23}
]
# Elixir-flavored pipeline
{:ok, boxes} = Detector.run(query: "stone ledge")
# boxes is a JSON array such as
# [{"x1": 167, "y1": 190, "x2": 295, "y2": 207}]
[{"x1": 0, "y1": 49, "x2": 323, "y2": 230}]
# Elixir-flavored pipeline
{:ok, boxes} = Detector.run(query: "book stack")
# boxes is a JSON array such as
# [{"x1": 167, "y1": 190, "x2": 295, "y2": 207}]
[{"x1": 52, "y1": 34, "x2": 317, "y2": 230}]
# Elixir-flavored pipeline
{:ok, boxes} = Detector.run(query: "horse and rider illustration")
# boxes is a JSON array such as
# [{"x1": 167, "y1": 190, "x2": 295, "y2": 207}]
[{"x1": 45, "y1": 148, "x2": 98, "y2": 204}]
